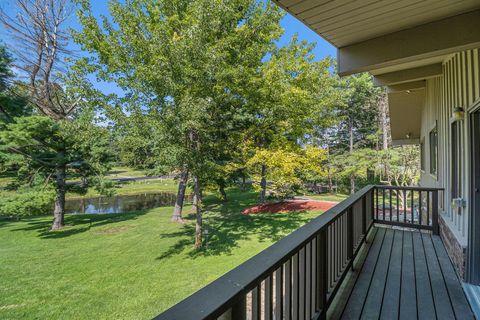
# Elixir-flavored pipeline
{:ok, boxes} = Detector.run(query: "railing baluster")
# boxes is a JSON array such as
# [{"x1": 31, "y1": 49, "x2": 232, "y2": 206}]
[
  {"x1": 317, "y1": 229, "x2": 327, "y2": 320},
  {"x1": 338, "y1": 218, "x2": 341, "y2": 275},
  {"x1": 382, "y1": 188, "x2": 386, "y2": 221},
  {"x1": 292, "y1": 253, "x2": 299, "y2": 319},
  {"x1": 341, "y1": 216, "x2": 344, "y2": 270},
  {"x1": 419, "y1": 191, "x2": 423, "y2": 226},
  {"x1": 432, "y1": 190, "x2": 439, "y2": 235},
  {"x1": 396, "y1": 190, "x2": 399, "y2": 222},
  {"x1": 306, "y1": 242, "x2": 312, "y2": 320},
  {"x1": 411, "y1": 190, "x2": 414, "y2": 224},
  {"x1": 427, "y1": 191, "x2": 430, "y2": 227},
  {"x1": 284, "y1": 260, "x2": 291, "y2": 320},
  {"x1": 375, "y1": 187, "x2": 378, "y2": 220},
  {"x1": 347, "y1": 206, "x2": 354, "y2": 265},
  {"x1": 299, "y1": 248, "x2": 305, "y2": 320},
  {"x1": 312, "y1": 239, "x2": 317, "y2": 317},
  {"x1": 362, "y1": 195, "x2": 367, "y2": 238},
  {"x1": 404, "y1": 189, "x2": 407, "y2": 224},
  {"x1": 274, "y1": 266, "x2": 283, "y2": 320},
  {"x1": 389, "y1": 189, "x2": 392, "y2": 221},
  {"x1": 333, "y1": 221, "x2": 337, "y2": 281},
  {"x1": 328, "y1": 226, "x2": 332, "y2": 291},
  {"x1": 252, "y1": 286, "x2": 261, "y2": 320},
  {"x1": 265, "y1": 276, "x2": 273, "y2": 320},
  {"x1": 231, "y1": 295, "x2": 246, "y2": 320}
]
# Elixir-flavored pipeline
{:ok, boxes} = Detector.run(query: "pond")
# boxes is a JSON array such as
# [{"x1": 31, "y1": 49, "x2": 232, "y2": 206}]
[{"x1": 66, "y1": 192, "x2": 192, "y2": 214}]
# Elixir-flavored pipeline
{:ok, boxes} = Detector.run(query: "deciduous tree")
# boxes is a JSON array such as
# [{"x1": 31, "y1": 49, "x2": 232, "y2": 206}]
[{"x1": 74, "y1": 0, "x2": 283, "y2": 248}]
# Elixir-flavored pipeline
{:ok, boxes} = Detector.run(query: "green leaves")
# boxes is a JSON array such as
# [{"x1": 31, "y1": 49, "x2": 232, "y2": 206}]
[
  {"x1": 0, "y1": 187, "x2": 55, "y2": 216},
  {"x1": 1, "y1": 114, "x2": 113, "y2": 196},
  {"x1": 73, "y1": 0, "x2": 285, "y2": 184}
]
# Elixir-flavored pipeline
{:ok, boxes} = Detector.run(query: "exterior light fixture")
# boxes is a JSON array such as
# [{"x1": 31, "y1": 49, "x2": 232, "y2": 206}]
[
  {"x1": 453, "y1": 107, "x2": 465, "y2": 122},
  {"x1": 406, "y1": 132, "x2": 411, "y2": 139}
]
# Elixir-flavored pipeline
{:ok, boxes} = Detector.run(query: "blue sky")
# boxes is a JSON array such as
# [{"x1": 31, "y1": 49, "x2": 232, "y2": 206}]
[{"x1": 0, "y1": 0, "x2": 336, "y2": 96}]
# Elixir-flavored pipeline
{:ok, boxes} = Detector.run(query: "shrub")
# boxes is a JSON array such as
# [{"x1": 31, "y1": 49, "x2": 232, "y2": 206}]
[{"x1": 0, "y1": 188, "x2": 54, "y2": 216}]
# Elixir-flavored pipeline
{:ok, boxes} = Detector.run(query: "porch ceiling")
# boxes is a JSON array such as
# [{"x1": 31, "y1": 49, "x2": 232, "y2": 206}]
[
  {"x1": 274, "y1": 0, "x2": 480, "y2": 48},
  {"x1": 274, "y1": 1, "x2": 480, "y2": 76},
  {"x1": 388, "y1": 89, "x2": 424, "y2": 145}
]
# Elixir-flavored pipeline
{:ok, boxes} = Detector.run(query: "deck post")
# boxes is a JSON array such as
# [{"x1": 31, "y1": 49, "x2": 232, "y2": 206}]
[{"x1": 432, "y1": 190, "x2": 439, "y2": 235}]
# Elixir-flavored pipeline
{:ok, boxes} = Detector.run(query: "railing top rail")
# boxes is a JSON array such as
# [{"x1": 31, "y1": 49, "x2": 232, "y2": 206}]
[
  {"x1": 153, "y1": 185, "x2": 375, "y2": 320},
  {"x1": 374, "y1": 185, "x2": 445, "y2": 191}
]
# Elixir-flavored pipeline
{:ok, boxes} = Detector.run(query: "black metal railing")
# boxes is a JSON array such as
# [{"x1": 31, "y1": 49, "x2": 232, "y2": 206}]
[
  {"x1": 154, "y1": 185, "x2": 442, "y2": 320},
  {"x1": 374, "y1": 185, "x2": 441, "y2": 234}
]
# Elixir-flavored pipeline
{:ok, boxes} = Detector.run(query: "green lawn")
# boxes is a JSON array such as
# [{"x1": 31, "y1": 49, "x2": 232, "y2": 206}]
[
  {"x1": 0, "y1": 176, "x2": 13, "y2": 186},
  {"x1": 106, "y1": 166, "x2": 148, "y2": 179},
  {"x1": 0, "y1": 177, "x2": 181, "y2": 200},
  {"x1": 72, "y1": 178, "x2": 182, "y2": 199},
  {"x1": 303, "y1": 193, "x2": 349, "y2": 202},
  {"x1": 0, "y1": 188, "x2": 323, "y2": 319}
]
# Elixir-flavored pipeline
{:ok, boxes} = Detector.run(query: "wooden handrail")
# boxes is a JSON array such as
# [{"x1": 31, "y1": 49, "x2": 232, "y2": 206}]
[
  {"x1": 374, "y1": 185, "x2": 444, "y2": 192},
  {"x1": 154, "y1": 184, "x2": 442, "y2": 320}
]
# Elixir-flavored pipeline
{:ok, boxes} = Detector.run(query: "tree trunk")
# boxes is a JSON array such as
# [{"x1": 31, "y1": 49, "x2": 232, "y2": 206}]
[
  {"x1": 219, "y1": 184, "x2": 227, "y2": 202},
  {"x1": 193, "y1": 176, "x2": 203, "y2": 249},
  {"x1": 350, "y1": 174, "x2": 355, "y2": 195},
  {"x1": 379, "y1": 92, "x2": 390, "y2": 180},
  {"x1": 379, "y1": 91, "x2": 389, "y2": 151},
  {"x1": 192, "y1": 192, "x2": 198, "y2": 212},
  {"x1": 328, "y1": 172, "x2": 333, "y2": 194},
  {"x1": 349, "y1": 120, "x2": 355, "y2": 195},
  {"x1": 172, "y1": 166, "x2": 189, "y2": 222},
  {"x1": 51, "y1": 164, "x2": 66, "y2": 230},
  {"x1": 259, "y1": 164, "x2": 267, "y2": 204},
  {"x1": 241, "y1": 172, "x2": 246, "y2": 191},
  {"x1": 349, "y1": 120, "x2": 354, "y2": 153}
]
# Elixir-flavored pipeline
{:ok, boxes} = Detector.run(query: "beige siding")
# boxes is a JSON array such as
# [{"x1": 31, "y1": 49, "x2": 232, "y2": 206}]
[
  {"x1": 420, "y1": 48, "x2": 480, "y2": 245},
  {"x1": 274, "y1": 0, "x2": 480, "y2": 47}
]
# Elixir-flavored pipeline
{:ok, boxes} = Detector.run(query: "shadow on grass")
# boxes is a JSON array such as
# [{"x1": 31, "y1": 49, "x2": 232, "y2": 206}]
[
  {"x1": 156, "y1": 187, "x2": 316, "y2": 260},
  {"x1": 7, "y1": 211, "x2": 147, "y2": 239}
]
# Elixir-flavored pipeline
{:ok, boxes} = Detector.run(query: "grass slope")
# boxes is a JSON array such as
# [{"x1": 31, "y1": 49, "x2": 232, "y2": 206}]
[
  {"x1": 74, "y1": 179, "x2": 182, "y2": 199},
  {"x1": 0, "y1": 188, "x2": 323, "y2": 319}
]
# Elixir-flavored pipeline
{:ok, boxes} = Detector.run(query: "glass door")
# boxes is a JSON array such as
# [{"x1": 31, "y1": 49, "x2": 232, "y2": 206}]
[{"x1": 468, "y1": 109, "x2": 480, "y2": 284}]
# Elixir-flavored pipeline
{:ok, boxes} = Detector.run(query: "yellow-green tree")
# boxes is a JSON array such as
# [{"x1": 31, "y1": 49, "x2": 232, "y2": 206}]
[
  {"x1": 243, "y1": 36, "x2": 340, "y2": 202},
  {"x1": 247, "y1": 148, "x2": 306, "y2": 199}
]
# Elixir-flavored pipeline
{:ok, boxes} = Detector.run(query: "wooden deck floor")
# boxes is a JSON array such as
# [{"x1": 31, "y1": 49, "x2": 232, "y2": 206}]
[{"x1": 340, "y1": 227, "x2": 474, "y2": 320}]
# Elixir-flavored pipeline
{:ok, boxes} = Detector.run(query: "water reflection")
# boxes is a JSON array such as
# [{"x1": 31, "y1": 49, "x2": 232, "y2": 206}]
[{"x1": 66, "y1": 192, "x2": 192, "y2": 214}]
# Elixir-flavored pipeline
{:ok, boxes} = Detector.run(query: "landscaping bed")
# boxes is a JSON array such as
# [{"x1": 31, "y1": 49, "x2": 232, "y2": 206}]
[{"x1": 243, "y1": 199, "x2": 337, "y2": 215}]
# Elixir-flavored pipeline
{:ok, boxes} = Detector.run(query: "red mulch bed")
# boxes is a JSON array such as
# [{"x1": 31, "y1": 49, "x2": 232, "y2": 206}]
[{"x1": 242, "y1": 200, "x2": 338, "y2": 215}]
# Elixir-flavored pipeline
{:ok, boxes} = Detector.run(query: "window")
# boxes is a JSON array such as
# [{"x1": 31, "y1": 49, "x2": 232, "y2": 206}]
[
  {"x1": 420, "y1": 138, "x2": 425, "y2": 171},
  {"x1": 429, "y1": 124, "x2": 438, "y2": 176}
]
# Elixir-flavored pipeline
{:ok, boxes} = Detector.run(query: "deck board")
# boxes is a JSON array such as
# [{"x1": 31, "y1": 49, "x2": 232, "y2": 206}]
[
  {"x1": 361, "y1": 229, "x2": 394, "y2": 319},
  {"x1": 431, "y1": 236, "x2": 475, "y2": 320},
  {"x1": 341, "y1": 227, "x2": 384, "y2": 319},
  {"x1": 421, "y1": 233, "x2": 455, "y2": 320},
  {"x1": 379, "y1": 230, "x2": 403, "y2": 320},
  {"x1": 340, "y1": 226, "x2": 473, "y2": 320},
  {"x1": 412, "y1": 231, "x2": 436, "y2": 319},
  {"x1": 399, "y1": 230, "x2": 417, "y2": 319}
]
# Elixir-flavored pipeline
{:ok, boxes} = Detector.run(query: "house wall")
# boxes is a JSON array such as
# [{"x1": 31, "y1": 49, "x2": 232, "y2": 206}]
[{"x1": 419, "y1": 48, "x2": 480, "y2": 279}]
